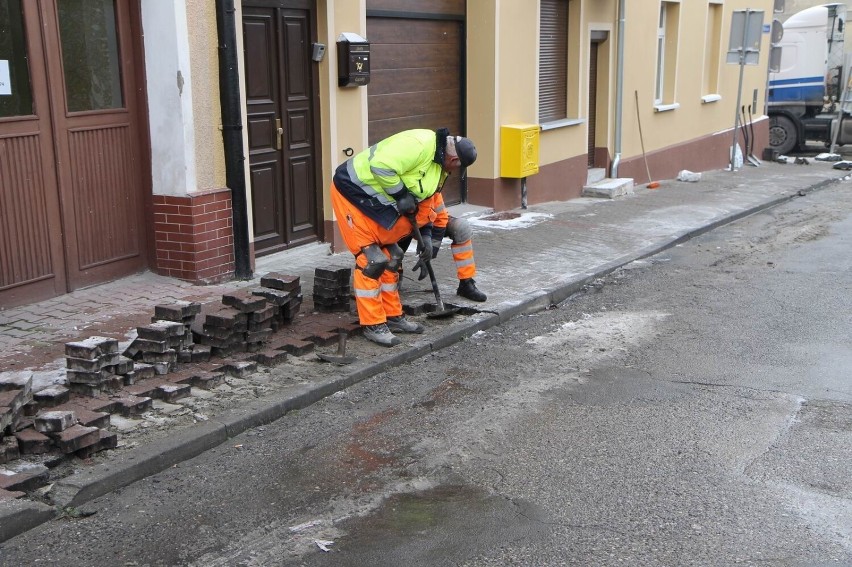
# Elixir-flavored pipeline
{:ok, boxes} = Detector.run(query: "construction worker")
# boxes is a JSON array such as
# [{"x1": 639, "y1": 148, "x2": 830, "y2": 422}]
[
  {"x1": 399, "y1": 191, "x2": 487, "y2": 302},
  {"x1": 331, "y1": 128, "x2": 478, "y2": 346}
]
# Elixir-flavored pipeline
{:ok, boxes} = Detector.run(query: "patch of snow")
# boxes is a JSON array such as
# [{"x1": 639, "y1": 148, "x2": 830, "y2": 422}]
[{"x1": 468, "y1": 212, "x2": 553, "y2": 231}]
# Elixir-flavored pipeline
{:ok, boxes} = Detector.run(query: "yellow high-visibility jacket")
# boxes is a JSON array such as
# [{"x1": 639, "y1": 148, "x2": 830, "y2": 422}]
[{"x1": 333, "y1": 129, "x2": 449, "y2": 229}]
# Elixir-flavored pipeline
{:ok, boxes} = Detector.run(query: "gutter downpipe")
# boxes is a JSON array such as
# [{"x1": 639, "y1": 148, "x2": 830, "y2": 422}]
[
  {"x1": 215, "y1": 0, "x2": 252, "y2": 279},
  {"x1": 611, "y1": 0, "x2": 626, "y2": 178}
]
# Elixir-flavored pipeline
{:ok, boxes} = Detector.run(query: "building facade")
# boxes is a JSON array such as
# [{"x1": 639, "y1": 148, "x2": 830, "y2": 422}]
[{"x1": 0, "y1": 0, "x2": 775, "y2": 308}]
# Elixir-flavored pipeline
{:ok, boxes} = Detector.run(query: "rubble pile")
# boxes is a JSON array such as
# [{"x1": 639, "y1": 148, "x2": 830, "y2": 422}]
[
  {"x1": 0, "y1": 372, "x2": 118, "y2": 499},
  {"x1": 0, "y1": 271, "x2": 363, "y2": 499},
  {"x1": 0, "y1": 372, "x2": 33, "y2": 467}
]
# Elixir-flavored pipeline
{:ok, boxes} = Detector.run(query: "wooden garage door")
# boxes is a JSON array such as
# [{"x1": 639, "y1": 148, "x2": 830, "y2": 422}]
[{"x1": 366, "y1": 4, "x2": 466, "y2": 204}]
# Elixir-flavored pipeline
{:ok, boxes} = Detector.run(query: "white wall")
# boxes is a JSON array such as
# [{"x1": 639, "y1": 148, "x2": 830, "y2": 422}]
[{"x1": 140, "y1": 0, "x2": 197, "y2": 197}]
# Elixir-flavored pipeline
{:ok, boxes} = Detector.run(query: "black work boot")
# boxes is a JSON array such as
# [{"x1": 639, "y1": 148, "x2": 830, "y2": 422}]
[{"x1": 457, "y1": 278, "x2": 487, "y2": 302}]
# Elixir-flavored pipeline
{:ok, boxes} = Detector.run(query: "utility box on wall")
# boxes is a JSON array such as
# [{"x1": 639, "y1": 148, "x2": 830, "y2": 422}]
[{"x1": 501, "y1": 124, "x2": 540, "y2": 178}]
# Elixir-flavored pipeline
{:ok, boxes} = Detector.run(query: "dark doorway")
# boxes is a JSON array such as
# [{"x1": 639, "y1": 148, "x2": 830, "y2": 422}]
[{"x1": 587, "y1": 40, "x2": 599, "y2": 168}]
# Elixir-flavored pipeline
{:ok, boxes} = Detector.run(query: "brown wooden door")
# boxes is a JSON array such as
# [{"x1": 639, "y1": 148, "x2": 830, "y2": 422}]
[
  {"x1": 0, "y1": 0, "x2": 67, "y2": 306},
  {"x1": 42, "y1": 0, "x2": 147, "y2": 289},
  {"x1": 0, "y1": 0, "x2": 146, "y2": 307},
  {"x1": 366, "y1": 15, "x2": 465, "y2": 204},
  {"x1": 243, "y1": 0, "x2": 322, "y2": 256}
]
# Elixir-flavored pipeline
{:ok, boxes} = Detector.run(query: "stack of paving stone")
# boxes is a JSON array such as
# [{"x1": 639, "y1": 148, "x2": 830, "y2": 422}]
[
  {"x1": 29, "y1": 409, "x2": 115, "y2": 458},
  {"x1": 124, "y1": 316, "x2": 209, "y2": 375},
  {"x1": 311, "y1": 267, "x2": 352, "y2": 313},
  {"x1": 222, "y1": 290, "x2": 274, "y2": 353},
  {"x1": 65, "y1": 336, "x2": 131, "y2": 396},
  {"x1": 0, "y1": 372, "x2": 33, "y2": 465},
  {"x1": 193, "y1": 303, "x2": 249, "y2": 357},
  {"x1": 193, "y1": 290, "x2": 276, "y2": 356},
  {"x1": 150, "y1": 301, "x2": 207, "y2": 364},
  {"x1": 255, "y1": 272, "x2": 303, "y2": 328}
]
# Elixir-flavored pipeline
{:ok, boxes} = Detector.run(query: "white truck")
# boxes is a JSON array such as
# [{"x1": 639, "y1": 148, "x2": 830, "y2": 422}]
[{"x1": 768, "y1": 3, "x2": 851, "y2": 154}]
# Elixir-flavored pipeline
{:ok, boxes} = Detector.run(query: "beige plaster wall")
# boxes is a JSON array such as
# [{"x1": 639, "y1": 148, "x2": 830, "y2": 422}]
[
  {"x1": 465, "y1": 0, "x2": 774, "y2": 175},
  {"x1": 322, "y1": 0, "x2": 369, "y2": 222},
  {"x1": 186, "y1": 0, "x2": 226, "y2": 190},
  {"x1": 317, "y1": 0, "x2": 332, "y2": 221},
  {"x1": 619, "y1": 0, "x2": 774, "y2": 158},
  {"x1": 466, "y1": 2, "x2": 499, "y2": 183}
]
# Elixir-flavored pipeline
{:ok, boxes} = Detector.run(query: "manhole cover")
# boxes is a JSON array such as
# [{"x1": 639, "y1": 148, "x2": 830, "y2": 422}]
[{"x1": 479, "y1": 212, "x2": 521, "y2": 221}]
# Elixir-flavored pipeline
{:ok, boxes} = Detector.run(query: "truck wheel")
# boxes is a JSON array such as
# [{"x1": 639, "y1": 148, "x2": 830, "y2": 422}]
[{"x1": 769, "y1": 115, "x2": 799, "y2": 154}]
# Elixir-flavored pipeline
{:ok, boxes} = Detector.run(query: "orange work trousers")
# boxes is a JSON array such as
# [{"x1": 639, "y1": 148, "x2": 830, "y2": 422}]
[
  {"x1": 419, "y1": 194, "x2": 476, "y2": 280},
  {"x1": 331, "y1": 182, "x2": 423, "y2": 326},
  {"x1": 450, "y1": 239, "x2": 476, "y2": 280}
]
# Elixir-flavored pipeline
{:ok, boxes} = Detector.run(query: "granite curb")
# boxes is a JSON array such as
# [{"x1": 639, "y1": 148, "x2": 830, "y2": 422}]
[{"x1": 0, "y1": 171, "x2": 844, "y2": 543}]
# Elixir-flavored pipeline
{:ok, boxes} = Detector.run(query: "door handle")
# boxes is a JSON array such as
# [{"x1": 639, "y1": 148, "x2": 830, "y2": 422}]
[{"x1": 275, "y1": 118, "x2": 284, "y2": 150}]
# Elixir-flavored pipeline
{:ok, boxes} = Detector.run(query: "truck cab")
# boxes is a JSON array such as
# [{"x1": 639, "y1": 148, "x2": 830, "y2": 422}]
[{"x1": 768, "y1": 3, "x2": 851, "y2": 153}]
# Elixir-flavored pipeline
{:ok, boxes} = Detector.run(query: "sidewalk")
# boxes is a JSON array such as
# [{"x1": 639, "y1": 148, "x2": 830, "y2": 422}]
[{"x1": 1, "y1": 159, "x2": 848, "y2": 542}]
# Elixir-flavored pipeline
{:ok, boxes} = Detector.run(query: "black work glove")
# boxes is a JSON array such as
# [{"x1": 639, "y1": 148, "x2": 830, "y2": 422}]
[
  {"x1": 412, "y1": 254, "x2": 429, "y2": 280},
  {"x1": 411, "y1": 233, "x2": 432, "y2": 281},
  {"x1": 395, "y1": 192, "x2": 417, "y2": 215},
  {"x1": 430, "y1": 225, "x2": 445, "y2": 258},
  {"x1": 415, "y1": 242, "x2": 432, "y2": 264}
]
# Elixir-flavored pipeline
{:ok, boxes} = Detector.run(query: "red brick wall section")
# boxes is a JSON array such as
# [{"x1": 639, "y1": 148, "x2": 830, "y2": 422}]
[{"x1": 152, "y1": 188, "x2": 235, "y2": 284}]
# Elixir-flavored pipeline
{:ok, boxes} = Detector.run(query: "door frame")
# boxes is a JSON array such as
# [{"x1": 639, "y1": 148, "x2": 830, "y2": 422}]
[
  {"x1": 241, "y1": 0, "x2": 324, "y2": 256},
  {"x1": 588, "y1": 29, "x2": 611, "y2": 170},
  {"x1": 1, "y1": 0, "x2": 152, "y2": 308},
  {"x1": 39, "y1": 0, "x2": 150, "y2": 290},
  {"x1": 0, "y1": 0, "x2": 67, "y2": 306}
]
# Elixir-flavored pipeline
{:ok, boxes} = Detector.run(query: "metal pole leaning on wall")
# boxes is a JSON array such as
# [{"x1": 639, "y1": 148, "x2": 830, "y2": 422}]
[{"x1": 730, "y1": 9, "x2": 752, "y2": 172}]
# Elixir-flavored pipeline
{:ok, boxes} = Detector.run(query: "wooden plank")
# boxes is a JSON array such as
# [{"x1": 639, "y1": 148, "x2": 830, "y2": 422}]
[
  {"x1": 366, "y1": 18, "x2": 460, "y2": 43},
  {"x1": 371, "y1": 43, "x2": 460, "y2": 70},
  {"x1": 369, "y1": 67, "x2": 456, "y2": 94},
  {"x1": 368, "y1": 89, "x2": 461, "y2": 121},
  {"x1": 366, "y1": 0, "x2": 464, "y2": 17}
]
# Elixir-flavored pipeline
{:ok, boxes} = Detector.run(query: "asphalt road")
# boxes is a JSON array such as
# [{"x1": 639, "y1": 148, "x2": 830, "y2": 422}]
[{"x1": 2, "y1": 185, "x2": 851, "y2": 566}]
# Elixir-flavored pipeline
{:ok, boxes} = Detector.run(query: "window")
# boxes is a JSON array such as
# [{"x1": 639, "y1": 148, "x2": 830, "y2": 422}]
[
  {"x1": 0, "y1": 0, "x2": 34, "y2": 118},
  {"x1": 655, "y1": 1, "x2": 680, "y2": 109},
  {"x1": 703, "y1": 2, "x2": 723, "y2": 99},
  {"x1": 57, "y1": 0, "x2": 124, "y2": 112},
  {"x1": 539, "y1": 0, "x2": 568, "y2": 123}
]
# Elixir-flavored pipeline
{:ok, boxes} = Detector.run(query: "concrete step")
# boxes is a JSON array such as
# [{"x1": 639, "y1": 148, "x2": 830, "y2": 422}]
[
  {"x1": 582, "y1": 177, "x2": 635, "y2": 199},
  {"x1": 586, "y1": 167, "x2": 607, "y2": 185}
]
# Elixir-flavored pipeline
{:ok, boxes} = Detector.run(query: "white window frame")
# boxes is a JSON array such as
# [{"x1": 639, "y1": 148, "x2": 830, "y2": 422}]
[
  {"x1": 702, "y1": 1, "x2": 724, "y2": 102},
  {"x1": 655, "y1": 3, "x2": 666, "y2": 104}
]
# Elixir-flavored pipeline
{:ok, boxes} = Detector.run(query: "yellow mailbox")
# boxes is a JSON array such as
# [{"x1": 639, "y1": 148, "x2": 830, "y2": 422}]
[{"x1": 501, "y1": 124, "x2": 540, "y2": 178}]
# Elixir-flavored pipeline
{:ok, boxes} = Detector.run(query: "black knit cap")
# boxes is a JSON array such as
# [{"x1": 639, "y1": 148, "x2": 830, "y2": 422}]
[{"x1": 455, "y1": 137, "x2": 477, "y2": 167}]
